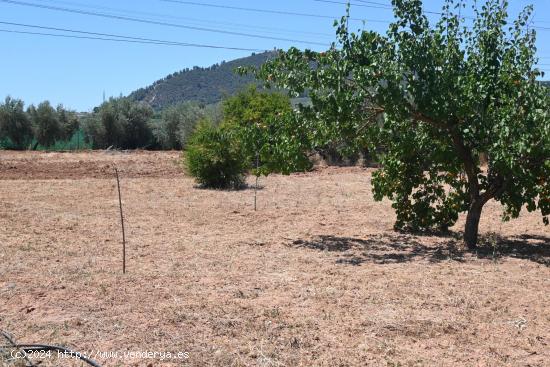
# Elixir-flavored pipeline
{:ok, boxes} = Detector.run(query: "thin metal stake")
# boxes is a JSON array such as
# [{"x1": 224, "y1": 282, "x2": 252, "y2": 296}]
[
  {"x1": 115, "y1": 167, "x2": 126, "y2": 274},
  {"x1": 254, "y1": 152, "x2": 259, "y2": 211}
]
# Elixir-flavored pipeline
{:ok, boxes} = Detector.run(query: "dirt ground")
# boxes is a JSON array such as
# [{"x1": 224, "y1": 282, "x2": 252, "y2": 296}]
[{"x1": 0, "y1": 150, "x2": 548, "y2": 367}]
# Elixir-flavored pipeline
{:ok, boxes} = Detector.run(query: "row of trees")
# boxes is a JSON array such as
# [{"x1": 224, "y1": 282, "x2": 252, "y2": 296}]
[
  {"x1": 0, "y1": 96, "x2": 223, "y2": 151},
  {"x1": 0, "y1": 97, "x2": 80, "y2": 150},
  {"x1": 1, "y1": 85, "x2": 299, "y2": 156}
]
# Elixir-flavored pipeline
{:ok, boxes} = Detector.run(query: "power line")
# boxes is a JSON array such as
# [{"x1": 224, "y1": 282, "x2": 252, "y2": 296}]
[
  {"x1": 0, "y1": 28, "x2": 211, "y2": 46},
  {"x1": 6, "y1": 20, "x2": 549, "y2": 62},
  {"x1": 159, "y1": 0, "x2": 392, "y2": 23},
  {"x1": 353, "y1": 0, "x2": 392, "y2": 6},
  {"x1": 312, "y1": 0, "x2": 391, "y2": 10},
  {"x1": 161, "y1": 0, "x2": 550, "y2": 31},
  {"x1": 29, "y1": 0, "x2": 334, "y2": 38},
  {"x1": 313, "y1": 0, "x2": 456, "y2": 16},
  {"x1": 316, "y1": 0, "x2": 550, "y2": 30},
  {"x1": 2, "y1": 0, "x2": 549, "y2": 53},
  {"x1": 0, "y1": 0, "x2": 330, "y2": 46},
  {"x1": 0, "y1": 21, "x2": 265, "y2": 51}
]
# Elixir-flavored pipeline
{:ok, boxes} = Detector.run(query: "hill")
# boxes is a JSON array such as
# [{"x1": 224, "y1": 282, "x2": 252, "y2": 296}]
[{"x1": 129, "y1": 51, "x2": 277, "y2": 109}]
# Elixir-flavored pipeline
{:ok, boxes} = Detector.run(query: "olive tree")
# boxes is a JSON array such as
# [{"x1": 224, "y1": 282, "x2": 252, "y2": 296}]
[
  {"x1": 153, "y1": 101, "x2": 205, "y2": 150},
  {"x1": 85, "y1": 97, "x2": 154, "y2": 149},
  {"x1": 248, "y1": 0, "x2": 550, "y2": 248},
  {"x1": 28, "y1": 101, "x2": 62, "y2": 148},
  {"x1": 57, "y1": 105, "x2": 80, "y2": 141},
  {"x1": 0, "y1": 96, "x2": 33, "y2": 149}
]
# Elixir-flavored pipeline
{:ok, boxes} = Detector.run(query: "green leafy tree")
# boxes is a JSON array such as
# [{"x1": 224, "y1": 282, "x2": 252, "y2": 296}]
[
  {"x1": 247, "y1": 0, "x2": 550, "y2": 248},
  {"x1": 0, "y1": 96, "x2": 33, "y2": 149},
  {"x1": 28, "y1": 101, "x2": 62, "y2": 148},
  {"x1": 223, "y1": 86, "x2": 310, "y2": 175}
]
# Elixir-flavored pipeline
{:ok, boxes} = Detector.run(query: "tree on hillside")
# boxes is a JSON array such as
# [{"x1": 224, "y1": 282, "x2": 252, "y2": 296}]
[
  {"x1": 128, "y1": 51, "x2": 276, "y2": 109},
  {"x1": 0, "y1": 97, "x2": 33, "y2": 149},
  {"x1": 247, "y1": 0, "x2": 550, "y2": 248},
  {"x1": 28, "y1": 101, "x2": 62, "y2": 149}
]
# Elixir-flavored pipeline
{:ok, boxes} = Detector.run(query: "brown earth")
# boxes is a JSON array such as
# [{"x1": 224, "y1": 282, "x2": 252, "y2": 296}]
[
  {"x1": 0, "y1": 150, "x2": 548, "y2": 367},
  {"x1": 0, "y1": 150, "x2": 183, "y2": 180}
]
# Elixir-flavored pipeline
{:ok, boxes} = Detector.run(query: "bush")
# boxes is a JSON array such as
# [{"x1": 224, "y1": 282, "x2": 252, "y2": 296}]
[{"x1": 184, "y1": 121, "x2": 247, "y2": 189}]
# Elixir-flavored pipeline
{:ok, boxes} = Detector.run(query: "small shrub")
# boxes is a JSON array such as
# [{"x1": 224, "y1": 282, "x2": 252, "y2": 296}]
[{"x1": 184, "y1": 121, "x2": 247, "y2": 189}]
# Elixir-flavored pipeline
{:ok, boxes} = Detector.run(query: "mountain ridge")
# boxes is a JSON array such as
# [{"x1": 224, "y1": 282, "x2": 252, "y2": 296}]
[{"x1": 129, "y1": 51, "x2": 277, "y2": 109}]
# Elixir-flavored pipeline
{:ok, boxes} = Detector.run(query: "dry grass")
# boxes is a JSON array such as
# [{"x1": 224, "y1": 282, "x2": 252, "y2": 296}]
[{"x1": 0, "y1": 151, "x2": 549, "y2": 366}]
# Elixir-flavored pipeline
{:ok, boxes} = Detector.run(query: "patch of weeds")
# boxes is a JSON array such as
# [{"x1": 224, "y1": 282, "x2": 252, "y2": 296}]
[{"x1": 263, "y1": 307, "x2": 281, "y2": 318}]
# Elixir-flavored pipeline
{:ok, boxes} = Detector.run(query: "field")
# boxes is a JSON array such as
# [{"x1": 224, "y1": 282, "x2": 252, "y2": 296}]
[{"x1": 0, "y1": 151, "x2": 548, "y2": 367}]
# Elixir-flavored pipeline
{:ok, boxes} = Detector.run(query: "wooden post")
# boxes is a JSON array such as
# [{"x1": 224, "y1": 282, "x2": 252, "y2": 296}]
[{"x1": 115, "y1": 167, "x2": 126, "y2": 274}]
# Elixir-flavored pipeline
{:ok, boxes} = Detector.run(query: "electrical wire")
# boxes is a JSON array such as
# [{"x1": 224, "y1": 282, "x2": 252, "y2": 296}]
[
  {"x1": 0, "y1": 20, "x2": 265, "y2": 51},
  {"x1": 321, "y1": 0, "x2": 550, "y2": 30},
  {"x1": 0, "y1": 0, "x2": 330, "y2": 46},
  {"x1": 0, "y1": 28, "x2": 268, "y2": 50},
  {"x1": 30, "y1": 0, "x2": 334, "y2": 37},
  {"x1": 162, "y1": 0, "x2": 550, "y2": 30},
  {"x1": 313, "y1": 0, "x2": 391, "y2": 10},
  {"x1": 159, "y1": 0, "x2": 391, "y2": 23},
  {"x1": 1, "y1": 0, "x2": 549, "y2": 53},
  {"x1": 353, "y1": 0, "x2": 392, "y2": 6}
]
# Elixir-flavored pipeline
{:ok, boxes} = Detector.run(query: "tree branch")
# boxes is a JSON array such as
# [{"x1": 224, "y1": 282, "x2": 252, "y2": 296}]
[{"x1": 450, "y1": 128, "x2": 480, "y2": 200}]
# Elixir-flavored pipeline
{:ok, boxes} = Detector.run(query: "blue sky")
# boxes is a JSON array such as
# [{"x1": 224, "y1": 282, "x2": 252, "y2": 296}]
[{"x1": 1, "y1": 0, "x2": 549, "y2": 111}]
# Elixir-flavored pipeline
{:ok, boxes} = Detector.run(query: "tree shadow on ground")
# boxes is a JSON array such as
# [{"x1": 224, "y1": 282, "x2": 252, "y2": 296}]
[
  {"x1": 475, "y1": 233, "x2": 550, "y2": 266},
  {"x1": 192, "y1": 183, "x2": 265, "y2": 191},
  {"x1": 289, "y1": 232, "x2": 549, "y2": 266}
]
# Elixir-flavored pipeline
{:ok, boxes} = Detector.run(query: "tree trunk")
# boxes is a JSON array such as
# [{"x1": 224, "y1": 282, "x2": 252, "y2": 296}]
[{"x1": 464, "y1": 200, "x2": 484, "y2": 249}]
